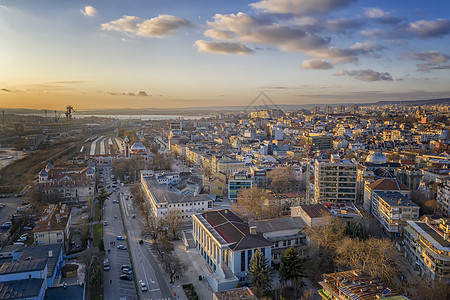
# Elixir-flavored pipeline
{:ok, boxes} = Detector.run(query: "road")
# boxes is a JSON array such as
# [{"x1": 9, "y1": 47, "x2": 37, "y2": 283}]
[
  {"x1": 119, "y1": 186, "x2": 173, "y2": 300},
  {"x1": 101, "y1": 166, "x2": 137, "y2": 300}
]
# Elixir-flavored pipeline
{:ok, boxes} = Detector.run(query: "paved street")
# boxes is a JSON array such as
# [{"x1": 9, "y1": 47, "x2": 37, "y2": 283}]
[
  {"x1": 119, "y1": 186, "x2": 173, "y2": 300},
  {"x1": 102, "y1": 166, "x2": 137, "y2": 300}
]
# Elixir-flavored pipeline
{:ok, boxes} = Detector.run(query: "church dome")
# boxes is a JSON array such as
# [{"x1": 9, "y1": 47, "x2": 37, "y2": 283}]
[
  {"x1": 130, "y1": 142, "x2": 146, "y2": 151},
  {"x1": 366, "y1": 151, "x2": 387, "y2": 164}
]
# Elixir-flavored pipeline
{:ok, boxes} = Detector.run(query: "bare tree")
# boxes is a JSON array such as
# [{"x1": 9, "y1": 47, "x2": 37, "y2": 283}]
[
  {"x1": 267, "y1": 166, "x2": 296, "y2": 193},
  {"x1": 164, "y1": 209, "x2": 183, "y2": 239},
  {"x1": 163, "y1": 252, "x2": 186, "y2": 283},
  {"x1": 232, "y1": 187, "x2": 283, "y2": 221},
  {"x1": 142, "y1": 212, "x2": 165, "y2": 242}
]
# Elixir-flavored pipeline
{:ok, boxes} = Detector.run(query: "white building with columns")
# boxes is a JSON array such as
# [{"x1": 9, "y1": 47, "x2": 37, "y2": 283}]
[{"x1": 192, "y1": 209, "x2": 272, "y2": 291}]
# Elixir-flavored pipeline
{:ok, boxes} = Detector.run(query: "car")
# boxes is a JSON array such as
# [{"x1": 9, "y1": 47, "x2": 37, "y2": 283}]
[
  {"x1": 139, "y1": 281, "x2": 148, "y2": 292},
  {"x1": 117, "y1": 245, "x2": 127, "y2": 250},
  {"x1": 121, "y1": 265, "x2": 131, "y2": 270},
  {"x1": 122, "y1": 268, "x2": 133, "y2": 275},
  {"x1": 116, "y1": 236, "x2": 125, "y2": 240},
  {"x1": 120, "y1": 274, "x2": 133, "y2": 281},
  {"x1": 1, "y1": 222, "x2": 12, "y2": 229},
  {"x1": 23, "y1": 224, "x2": 34, "y2": 230},
  {"x1": 103, "y1": 221, "x2": 108, "y2": 226},
  {"x1": 112, "y1": 200, "x2": 119, "y2": 204},
  {"x1": 139, "y1": 239, "x2": 144, "y2": 244},
  {"x1": 0, "y1": 203, "x2": 4, "y2": 208},
  {"x1": 103, "y1": 265, "x2": 110, "y2": 271},
  {"x1": 131, "y1": 215, "x2": 136, "y2": 219},
  {"x1": 16, "y1": 234, "x2": 27, "y2": 242}
]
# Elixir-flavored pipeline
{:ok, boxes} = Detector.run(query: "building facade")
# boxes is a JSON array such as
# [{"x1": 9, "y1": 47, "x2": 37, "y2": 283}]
[{"x1": 314, "y1": 157, "x2": 357, "y2": 204}]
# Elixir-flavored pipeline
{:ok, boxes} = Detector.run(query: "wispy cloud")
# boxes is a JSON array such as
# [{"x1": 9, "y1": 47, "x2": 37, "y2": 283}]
[
  {"x1": 335, "y1": 69, "x2": 393, "y2": 81},
  {"x1": 406, "y1": 51, "x2": 450, "y2": 72},
  {"x1": 81, "y1": 6, "x2": 97, "y2": 17},
  {"x1": 102, "y1": 15, "x2": 193, "y2": 38},
  {"x1": 301, "y1": 59, "x2": 333, "y2": 69},
  {"x1": 250, "y1": 0, "x2": 355, "y2": 16},
  {"x1": 363, "y1": 8, "x2": 403, "y2": 24},
  {"x1": 107, "y1": 90, "x2": 150, "y2": 96}
]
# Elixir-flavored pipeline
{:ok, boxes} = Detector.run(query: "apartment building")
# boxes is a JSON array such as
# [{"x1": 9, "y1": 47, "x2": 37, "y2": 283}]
[
  {"x1": 32, "y1": 204, "x2": 71, "y2": 247},
  {"x1": 403, "y1": 217, "x2": 450, "y2": 284},
  {"x1": 371, "y1": 191, "x2": 419, "y2": 236},
  {"x1": 437, "y1": 178, "x2": 450, "y2": 217},
  {"x1": 314, "y1": 157, "x2": 357, "y2": 204},
  {"x1": 363, "y1": 178, "x2": 410, "y2": 212}
]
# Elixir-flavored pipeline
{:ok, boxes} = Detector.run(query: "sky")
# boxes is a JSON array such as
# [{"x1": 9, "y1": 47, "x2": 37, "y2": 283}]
[{"x1": 0, "y1": 0, "x2": 449, "y2": 110}]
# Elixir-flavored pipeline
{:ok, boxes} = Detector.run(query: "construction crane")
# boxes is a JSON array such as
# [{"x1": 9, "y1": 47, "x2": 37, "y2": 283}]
[{"x1": 65, "y1": 105, "x2": 75, "y2": 123}]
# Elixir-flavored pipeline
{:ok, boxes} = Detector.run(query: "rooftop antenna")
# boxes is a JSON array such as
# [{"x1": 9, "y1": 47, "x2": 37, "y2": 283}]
[{"x1": 44, "y1": 110, "x2": 47, "y2": 119}]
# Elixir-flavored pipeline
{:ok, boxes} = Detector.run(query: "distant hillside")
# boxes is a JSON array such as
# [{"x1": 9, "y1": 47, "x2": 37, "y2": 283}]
[{"x1": 1, "y1": 97, "x2": 449, "y2": 115}]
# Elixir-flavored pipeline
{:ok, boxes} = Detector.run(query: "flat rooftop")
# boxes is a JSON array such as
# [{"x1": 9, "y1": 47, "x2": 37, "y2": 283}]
[
  {"x1": 144, "y1": 178, "x2": 212, "y2": 205},
  {"x1": 374, "y1": 191, "x2": 419, "y2": 208}
]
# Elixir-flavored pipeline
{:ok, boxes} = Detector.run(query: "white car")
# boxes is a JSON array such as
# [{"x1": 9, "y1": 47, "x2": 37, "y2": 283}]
[
  {"x1": 16, "y1": 234, "x2": 28, "y2": 242},
  {"x1": 139, "y1": 281, "x2": 148, "y2": 292}
]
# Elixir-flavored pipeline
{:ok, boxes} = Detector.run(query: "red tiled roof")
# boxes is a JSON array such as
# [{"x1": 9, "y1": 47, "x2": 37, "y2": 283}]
[{"x1": 367, "y1": 178, "x2": 410, "y2": 191}]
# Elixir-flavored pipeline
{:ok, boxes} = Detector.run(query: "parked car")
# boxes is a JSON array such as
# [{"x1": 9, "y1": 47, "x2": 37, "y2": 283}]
[
  {"x1": 120, "y1": 274, "x2": 132, "y2": 281},
  {"x1": 23, "y1": 223, "x2": 35, "y2": 230},
  {"x1": 117, "y1": 245, "x2": 127, "y2": 250},
  {"x1": 139, "y1": 281, "x2": 148, "y2": 292},
  {"x1": 122, "y1": 268, "x2": 133, "y2": 275},
  {"x1": 116, "y1": 236, "x2": 125, "y2": 240},
  {"x1": 103, "y1": 221, "x2": 108, "y2": 226},
  {"x1": 139, "y1": 239, "x2": 144, "y2": 244},
  {"x1": 1, "y1": 222, "x2": 12, "y2": 229},
  {"x1": 16, "y1": 234, "x2": 28, "y2": 242},
  {"x1": 103, "y1": 265, "x2": 110, "y2": 271},
  {"x1": 112, "y1": 200, "x2": 119, "y2": 204},
  {"x1": 131, "y1": 215, "x2": 136, "y2": 219},
  {"x1": 121, "y1": 265, "x2": 131, "y2": 270}
]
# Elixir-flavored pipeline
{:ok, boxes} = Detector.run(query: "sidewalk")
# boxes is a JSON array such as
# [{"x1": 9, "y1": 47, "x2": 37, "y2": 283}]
[{"x1": 172, "y1": 240, "x2": 214, "y2": 300}]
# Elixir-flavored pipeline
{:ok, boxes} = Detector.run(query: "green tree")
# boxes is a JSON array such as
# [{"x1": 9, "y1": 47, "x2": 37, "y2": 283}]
[
  {"x1": 98, "y1": 238, "x2": 105, "y2": 252},
  {"x1": 97, "y1": 188, "x2": 112, "y2": 208},
  {"x1": 248, "y1": 249, "x2": 272, "y2": 298},
  {"x1": 279, "y1": 247, "x2": 304, "y2": 286},
  {"x1": 89, "y1": 255, "x2": 103, "y2": 287}
]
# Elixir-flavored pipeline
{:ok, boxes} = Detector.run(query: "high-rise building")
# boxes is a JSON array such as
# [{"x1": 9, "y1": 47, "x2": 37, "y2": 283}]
[
  {"x1": 314, "y1": 156, "x2": 357, "y2": 204},
  {"x1": 350, "y1": 104, "x2": 358, "y2": 114},
  {"x1": 437, "y1": 178, "x2": 450, "y2": 217},
  {"x1": 336, "y1": 105, "x2": 345, "y2": 114},
  {"x1": 324, "y1": 106, "x2": 332, "y2": 114},
  {"x1": 312, "y1": 106, "x2": 320, "y2": 114}
]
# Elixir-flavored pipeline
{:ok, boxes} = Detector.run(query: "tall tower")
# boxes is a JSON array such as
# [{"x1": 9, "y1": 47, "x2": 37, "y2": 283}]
[{"x1": 123, "y1": 136, "x2": 130, "y2": 158}]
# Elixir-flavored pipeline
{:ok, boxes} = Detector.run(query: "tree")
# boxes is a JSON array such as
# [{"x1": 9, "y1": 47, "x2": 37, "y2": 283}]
[
  {"x1": 267, "y1": 166, "x2": 296, "y2": 193},
  {"x1": 163, "y1": 252, "x2": 186, "y2": 283},
  {"x1": 97, "y1": 188, "x2": 112, "y2": 208},
  {"x1": 164, "y1": 209, "x2": 183, "y2": 239},
  {"x1": 26, "y1": 188, "x2": 44, "y2": 210},
  {"x1": 130, "y1": 183, "x2": 145, "y2": 206},
  {"x1": 89, "y1": 255, "x2": 103, "y2": 287},
  {"x1": 142, "y1": 212, "x2": 165, "y2": 242},
  {"x1": 335, "y1": 237, "x2": 399, "y2": 286},
  {"x1": 98, "y1": 238, "x2": 105, "y2": 252},
  {"x1": 232, "y1": 187, "x2": 283, "y2": 221},
  {"x1": 279, "y1": 247, "x2": 304, "y2": 287},
  {"x1": 248, "y1": 249, "x2": 272, "y2": 298}
]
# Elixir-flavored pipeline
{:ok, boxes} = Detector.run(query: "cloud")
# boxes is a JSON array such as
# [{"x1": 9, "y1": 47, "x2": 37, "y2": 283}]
[
  {"x1": 335, "y1": 69, "x2": 393, "y2": 81},
  {"x1": 289, "y1": 17, "x2": 364, "y2": 34},
  {"x1": 1, "y1": 88, "x2": 11, "y2": 92},
  {"x1": 194, "y1": 40, "x2": 254, "y2": 54},
  {"x1": 203, "y1": 12, "x2": 329, "y2": 52},
  {"x1": 250, "y1": 0, "x2": 355, "y2": 16},
  {"x1": 407, "y1": 51, "x2": 449, "y2": 64},
  {"x1": 81, "y1": 6, "x2": 97, "y2": 17},
  {"x1": 406, "y1": 51, "x2": 450, "y2": 72},
  {"x1": 107, "y1": 90, "x2": 150, "y2": 96},
  {"x1": 306, "y1": 41, "x2": 381, "y2": 63},
  {"x1": 363, "y1": 7, "x2": 402, "y2": 24},
  {"x1": 301, "y1": 59, "x2": 333, "y2": 69},
  {"x1": 406, "y1": 19, "x2": 450, "y2": 38},
  {"x1": 102, "y1": 15, "x2": 193, "y2": 38}
]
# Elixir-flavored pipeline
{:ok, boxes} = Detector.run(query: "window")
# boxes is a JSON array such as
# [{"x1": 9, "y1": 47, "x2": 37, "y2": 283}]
[
  {"x1": 247, "y1": 250, "x2": 252, "y2": 268},
  {"x1": 261, "y1": 248, "x2": 265, "y2": 256},
  {"x1": 241, "y1": 251, "x2": 245, "y2": 272}
]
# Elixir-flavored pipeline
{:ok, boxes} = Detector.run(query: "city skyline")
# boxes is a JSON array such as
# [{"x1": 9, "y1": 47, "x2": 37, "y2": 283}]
[{"x1": 1, "y1": 0, "x2": 450, "y2": 110}]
